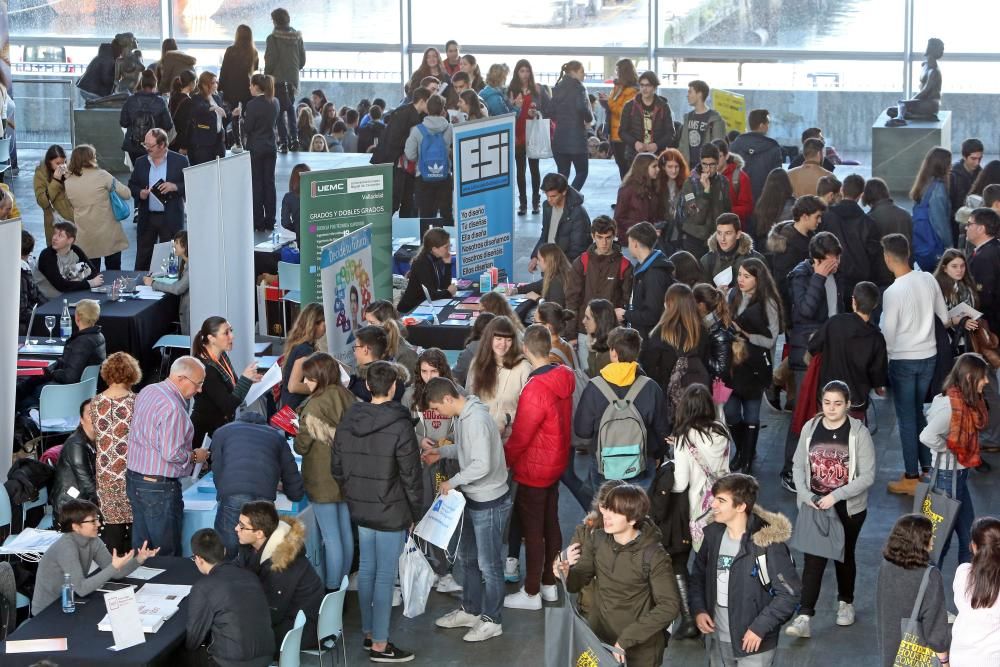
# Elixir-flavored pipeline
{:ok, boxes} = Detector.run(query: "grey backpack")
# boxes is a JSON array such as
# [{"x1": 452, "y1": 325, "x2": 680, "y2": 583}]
[{"x1": 593, "y1": 376, "x2": 649, "y2": 480}]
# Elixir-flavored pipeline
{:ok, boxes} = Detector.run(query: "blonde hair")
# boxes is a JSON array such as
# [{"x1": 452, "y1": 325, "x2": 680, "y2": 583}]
[
  {"x1": 75, "y1": 299, "x2": 101, "y2": 326},
  {"x1": 309, "y1": 134, "x2": 329, "y2": 152},
  {"x1": 485, "y1": 63, "x2": 509, "y2": 89},
  {"x1": 364, "y1": 300, "x2": 406, "y2": 358},
  {"x1": 283, "y1": 303, "x2": 325, "y2": 366}
]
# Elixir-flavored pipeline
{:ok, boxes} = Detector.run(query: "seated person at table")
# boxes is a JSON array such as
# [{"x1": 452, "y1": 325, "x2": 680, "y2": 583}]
[
  {"x1": 397, "y1": 227, "x2": 455, "y2": 313},
  {"x1": 50, "y1": 398, "x2": 98, "y2": 517},
  {"x1": 31, "y1": 499, "x2": 158, "y2": 615},
  {"x1": 33, "y1": 220, "x2": 105, "y2": 299},
  {"x1": 186, "y1": 528, "x2": 276, "y2": 667},
  {"x1": 20, "y1": 228, "x2": 46, "y2": 336},
  {"x1": 143, "y1": 230, "x2": 191, "y2": 334},
  {"x1": 16, "y1": 298, "x2": 106, "y2": 411},
  {"x1": 234, "y1": 501, "x2": 323, "y2": 655},
  {"x1": 348, "y1": 325, "x2": 407, "y2": 402},
  {"x1": 280, "y1": 163, "x2": 310, "y2": 244}
]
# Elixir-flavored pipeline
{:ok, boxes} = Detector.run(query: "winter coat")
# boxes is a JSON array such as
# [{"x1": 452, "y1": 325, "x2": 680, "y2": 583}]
[
  {"x1": 374, "y1": 103, "x2": 424, "y2": 164},
  {"x1": 787, "y1": 259, "x2": 842, "y2": 368},
  {"x1": 679, "y1": 169, "x2": 732, "y2": 243},
  {"x1": 787, "y1": 160, "x2": 833, "y2": 198},
  {"x1": 397, "y1": 252, "x2": 452, "y2": 314},
  {"x1": 63, "y1": 168, "x2": 131, "y2": 259},
  {"x1": 672, "y1": 427, "x2": 730, "y2": 525},
  {"x1": 575, "y1": 370, "x2": 671, "y2": 460},
  {"x1": 212, "y1": 413, "x2": 304, "y2": 504},
  {"x1": 950, "y1": 159, "x2": 980, "y2": 220},
  {"x1": 264, "y1": 27, "x2": 306, "y2": 87},
  {"x1": 190, "y1": 354, "x2": 254, "y2": 447},
  {"x1": 728, "y1": 131, "x2": 783, "y2": 203},
  {"x1": 480, "y1": 85, "x2": 514, "y2": 118},
  {"x1": 868, "y1": 198, "x2": 912, "y2": 286},
  {"x1": 566, "y1": 244, "x2": 635, "y2": 334},
  {"x1": 168, "y1": 93, "x2": 194, "y2": 153},
  {"x1": 566, "y1": 519, "x2": 680, "y2": 658},
  {"x1": 467, "y1": 359, "x2": 532, "y2": 435},
  {"x1": 969, "y1": 237, "x2": 1000, "y2": 332},
  {"x1": 690, "y1": 507, "x2": 801, "y2": 659},
  {"x1": 532, "y1": 186, "x2": 591, "y2": 260},
  {"x1": 242, "y1": 95, "x2": 280, "y2": 154},
  {"x1": 357, "y1": 119, "x2": 386, "y2": 154},
  {"x1": 808, "y1": 313, "x2": 888, "y2": 409},
  {"x1": 48, "y1": 325, "x2": 106, "y2": 384},
  {"x1": 767, "y1": 220, "x2": 813, "y2": 322},
  {"x1": 188, "y1": 94, "x2": 227, "y2": 157},
  {"x1": 729, "y1": 296, "x2": 777, "y2": 398},
  {"x1": 639, "y1": 329, "x2": 712, "y2": 401},
  {"x1": 404, "y1": 115, "x2": 453, "y2": 178},
  {"x1": 76, "y1": 43, "x2": 116, "y2": 97},
  {"x1": 793, "y1": 415, "x2": 876, "y2": 516},
  {"x1": 721, "y1": 154, "x2": 753, "y2": 226},
  {"x1": 549, "y1": 76, "x2": 593, "y2": 155},
  {"x1": 678, "y1": 108, "x2": 727, "y2": 165},
  {"x1": 330, "y1": 400, "x2": 423, "y2": 531},
  {"x1": 820, "y1": 199, "x2": 882, "y2": 286},
  {"x1": 33, "y1": 162, "x2": 75, "y2": 242},
  {"x1": 118, "y1": 91, "x2": 173, "y2": 153},
  {"x1": 51, "y1": 427, "x2": 97, "y2": 514},
  {"x1": 705, "y1": 312, "x2": 736, "y2": 384},
  {"x1": 603, "y1": 84, "x2": 638, "y2": 142},
  {"x1": 614, "y1": 182, "x2": 664, "y2": 242},
  {"x1": 218, "y1": 46, "x2": 259, "y2": 108},
  {"x1": 504, "y1": 364, "x2": 575, "y2": 488},
  {"x1": 294, "y1": 384, "x2": 356, "y2": 503},
  {"x1": 699, "y1": 232, "x2": 764, "y2": 285},
  {"x1": 156, "y1": 50, "x2": 197, "y2": 95},
  {"x1": 626, "y1": 250, "x2": 675, "y2": 339},
  {"x1": 619, "y1": 95, "x2": 674, "y2": 163}
]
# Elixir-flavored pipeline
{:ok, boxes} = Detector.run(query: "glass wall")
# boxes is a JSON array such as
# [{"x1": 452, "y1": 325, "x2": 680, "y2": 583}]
[{"x1": 10, "y1": 0, "x2": 161, "y2": 39}]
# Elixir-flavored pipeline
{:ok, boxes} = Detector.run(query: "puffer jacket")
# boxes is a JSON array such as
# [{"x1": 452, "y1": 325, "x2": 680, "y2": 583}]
[
  {"x1": 690, "y1": 507, "x2": 800, "y2": 658},
  {"x1": 330, "y1": 400, "x2": 423, "y2": 531},
  {"x1": 264, "y1": 27, "x2": 306, "y2": 87},
  {"x1": 566, "y1": 244, "x2": 635, "y2": 334},
  {"x1": 50, "y1": 427, "x2": 97, "y2": 514},
  {"x1": 793, "y1": 415, "x2": 876, "y2": 516},
  {"x1": 619, "y1": 95, "x2": 674, "y2": 162},
  {"x1": 77, "y1": 43, "x2": 116, "y2": 97},
  {"x1": 679, "y1": 169, "x2": 732, "y2": 243},
  {"x1": 504, "y1": 364, "x2": 575, "y2": 488},
  {"x1": 532, "y1": 186, "x2": 591, "y2": 260},
  {"x1": 212, "y1": 412, "x2": 304, "y2": 504},
  {"x1": 787, "y1": 259, "x2": 842, "y2": 368},
  {"x1": 480, "y1": 85, "x2": 513, "y2": 117},
  {"x1": 48, "y1": 325, "x2": 106, "y2": 384},
  {"x1": 294, "y1": 384, "x2": 356, "y2": 503},
  {"x1": 699, "y1": 231, "x2": 764, "y2": 285},
  {"x1": 704, "y1": 312, "x2": 736, "y2": 384},
  {"x1": 720, "y1": 154, "x2": 753, "y2": 225},
  {"x1": 626, "y1": 250, "x2": 675, "y2": 340},
  {"x1": 549, "y1": 76, "x2": 593, "y2": 155},
  {"x1": 766, "y1": 220, "x2": 813, "y2": 322},
  {"x1": 603, "y1": 83, "x2": 638, "y2": 142}
]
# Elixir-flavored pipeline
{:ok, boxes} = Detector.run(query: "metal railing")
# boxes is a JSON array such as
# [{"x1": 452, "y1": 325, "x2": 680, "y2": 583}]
[{"x1": 12, "y1": 77, "x2": 76, "y2": 149}]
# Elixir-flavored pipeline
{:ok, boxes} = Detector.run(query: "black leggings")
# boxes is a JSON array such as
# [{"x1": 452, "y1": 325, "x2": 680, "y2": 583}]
[
  {"x1": 553, "y1": 151, "x2": 589, "y2": 192},
  {"x1": 799, "y1": 501, "x2": 866, "y2": 615},
  {"x1": 515, "y1": 144, "x2": 540, "y2": 209},
  {"x1": 611, "y1": 140, "x2": 629, "y2": 179}
]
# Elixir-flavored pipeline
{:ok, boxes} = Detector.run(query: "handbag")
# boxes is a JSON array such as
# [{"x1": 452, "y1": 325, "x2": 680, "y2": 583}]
[
  {"x1": 711, "y1": 378, "x2": 733, "y2": 405},
  {"x1": 788, "y1": 503, "x2": 846, "y2": 562},
  {"x1": 913, "y1": 454, "x2": 962, "y2": 563},
  {"x1": 892, "y1": 566, "x2": 941, "y2": 667},
  {"x1": 109, "y1": 179, "x2": 131, "y2": 221},
  {"x1": 526, "y1": 118, "x2": 553, "y2": 159},
  {"x1": 545, "y1": 578, "x2": 627, "y2": 667},
  {"x1": 398, "y1": 535, "x2": 435, "y2": 619}
]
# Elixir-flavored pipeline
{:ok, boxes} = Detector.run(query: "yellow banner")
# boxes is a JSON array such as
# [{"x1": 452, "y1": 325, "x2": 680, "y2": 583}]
[{"x1": 714, "y1": 90, "x2": 746, "y2": 134}]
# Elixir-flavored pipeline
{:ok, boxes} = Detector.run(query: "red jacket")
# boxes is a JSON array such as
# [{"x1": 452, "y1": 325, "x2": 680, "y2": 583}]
[
  {"x1": 504, "y1": 364, "x2": 575, "y2": 488},
  {"x1": 722, "y1": 155, "x2": 754, "y2": 228},
  {"x1": 614, "y1": 182, "x2": 665, "y2": 243}
]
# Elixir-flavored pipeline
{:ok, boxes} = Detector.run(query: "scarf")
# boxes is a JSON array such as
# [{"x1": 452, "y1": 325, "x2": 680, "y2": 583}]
[
  {"x1": 600, "y1": 361, "x2": 637, "y2": 387},
  {"x1": 946, "y1": 385, "x2": 987, "y2": 468}
]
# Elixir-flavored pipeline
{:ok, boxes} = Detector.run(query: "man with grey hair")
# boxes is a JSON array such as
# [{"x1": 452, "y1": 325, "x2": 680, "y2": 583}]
[{"x1": 127, "y1": 355, "x2": 210, "y2": 556}]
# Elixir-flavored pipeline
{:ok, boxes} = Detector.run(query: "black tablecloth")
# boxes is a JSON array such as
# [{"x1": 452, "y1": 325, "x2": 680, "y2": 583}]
[
  {"x1": 404, "y1": 293, "x2": 535, "y2": 351},
  {"x1": 1, "y1": 557, "x2": 198, "y2": 667},
  {"x1": 27, "y1": 271, "x2": 178, "y2": 374}
]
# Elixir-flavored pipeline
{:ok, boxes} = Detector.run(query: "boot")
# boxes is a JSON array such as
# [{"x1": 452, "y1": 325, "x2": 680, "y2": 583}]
[
  {"x1": 741, "y1": 424, "x2": 760, "y2": 475},
  {"x1": 673, "y1": 574, "x2": 700, "y2": 640},
  {"x1": 728, "y1": 423, "x2": 746, "y2": 472}
]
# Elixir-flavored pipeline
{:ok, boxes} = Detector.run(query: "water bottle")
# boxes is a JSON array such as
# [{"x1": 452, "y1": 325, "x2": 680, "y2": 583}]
[
  {"x1": 272, "y1": 228, "x2": 281, "y2": 247},
  {"x1": 167, "y1": 250, "x2": 179, "y2": 278},
  {"x1": 61, "y1": 573, "x2": 75, "y2": 613},
  {"x1": 60, "y1": 299, "x2": 72, "y2": 340},
  {"x1": 480, "y1": 271, "x2": 493, "y2": 294}
]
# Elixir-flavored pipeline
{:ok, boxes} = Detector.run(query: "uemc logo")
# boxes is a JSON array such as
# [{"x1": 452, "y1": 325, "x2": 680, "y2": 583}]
[
  {"x1": 459, "y1": 130, "x2": 510, "y2": 194},
  {"x1": 311, "y1": 179, "x2": 347, "y2": 197}
]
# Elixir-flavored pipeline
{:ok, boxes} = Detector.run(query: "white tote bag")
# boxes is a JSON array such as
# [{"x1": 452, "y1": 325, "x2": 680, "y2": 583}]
[
  {"x1": 414, "y1": 490, "x2": 465, "y2": 550},
  {"x1": 526, "y1": 118, "x2": 553, "y2": 159},
  {"x1": 398, "y1": 535, "x2": 435, "y2": 618}
]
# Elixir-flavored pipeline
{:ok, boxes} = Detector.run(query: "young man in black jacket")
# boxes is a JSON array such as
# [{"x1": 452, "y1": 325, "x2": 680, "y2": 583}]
[
  {"x1": 529, "y1": 172, "x2": 592, "y2": 267},
  {"x1": 728, "y1": 109, "x2": 783, "y2": 203},
  {"x1": 625, "y1": 222, "x2": 675, "y2": 339},
  {"x1": 699, "y1": 213, "x2": 763, "y2": 288},
  {"x1": 818, "y1": 174, "x2": 882, "y2": 311},
  {"x1": 690, "y1": 474, "x2": 800, "y2": 666},
  {"x1": 33, "y1": 221, "x2": 104, "y2": 299},
  {"x1": 235, "y1": 501, "x2": 323, "y2": 657},
  {"x1": 51, "y1": 398, "x2": 97, "y2": 518},
  {"x1": 187, "y1": 528, "x2": 276, "y2": 667},
  {"x1": 374, "y1": 87, "x2": 431, "y2": 217}
]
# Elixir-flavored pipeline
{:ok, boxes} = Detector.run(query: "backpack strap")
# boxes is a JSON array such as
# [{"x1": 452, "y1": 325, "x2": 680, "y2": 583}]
[
  {"x1": 581, "y1": 252, "x2": 590, "y2": 275},
  {"x1": 641, "y1": 542, "x2": 660, "y2": 583},
  {"x1": 618, "y1": 256, "x2": 630, "y2": 280},
  {"x1": 593, "y1": 376, "x2": 619, "y2": 404},
  {"x1": 417, "y1": 124, "x2": 430, "y2": 139},
  {"x1": 623, "y1": 375, "x2": 649, "y2": 403}
]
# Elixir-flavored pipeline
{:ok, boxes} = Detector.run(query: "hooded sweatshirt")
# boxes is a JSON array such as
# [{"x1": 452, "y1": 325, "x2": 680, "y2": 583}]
[
  {"x1": 504, "y1": 364, "x2": 575, "y2": 488},
  {"x1": 808, "y1": 312, "x2": 888, "y2": 409},
  {"x1": 793, "y1": 415, "x2": 876, "y2": 516},
  {"x1": 403, "y1": 115, "x2": 454, "y2": 178},
  {"x1": 437, "y1": 395, "x2": 509, "y2": 505}
]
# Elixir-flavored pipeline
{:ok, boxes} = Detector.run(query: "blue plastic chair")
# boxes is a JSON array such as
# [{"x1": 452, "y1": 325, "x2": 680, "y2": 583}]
[
  {"x1": 278, "y1": 610, "x2": 307, "y2": 667},
  {"x1": 301, "y1": 574, "x2": 348, "y2": 667},
  {"x1": 152, "y1": 334, "x2": 192, "y2": 381},
  {"x1": 81, "y1": 364, "x2": 101, "y2": 384},
  {"x1": 277, "y1": 261, "x2": 302, "y2": 336},
  {"x1": 0, "y1": 485, "x2": 30, "y2": 611},
  {"x1": 22, "y1": 488, "x2": 52, "y2": 531},
  {"x1": 38, "y1": 378, "x2": 98, "y2": 433}
]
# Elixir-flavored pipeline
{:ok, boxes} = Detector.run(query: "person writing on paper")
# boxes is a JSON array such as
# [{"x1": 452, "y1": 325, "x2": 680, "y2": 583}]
[
  {"x1": 33, "y1": 220, "x2": 104, "y2": 299},
  {"x1": 143, "y1": 230, "x2": 190, "y2": 334},
  {"x1": 397, "y1": 227, "x2": 455, "y2": 314},
  {"x1": 190, "y1": 316, "x2": 262, "y2": 448},
  {"x1": 31, "y1": 499, "x2": 158, "y2": 615},
  {"x1": 517, "y1": 243, "x2": 574, "y2": 310}
]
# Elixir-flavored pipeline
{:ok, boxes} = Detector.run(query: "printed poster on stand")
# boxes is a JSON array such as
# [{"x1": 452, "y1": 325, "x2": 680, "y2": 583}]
[{"x1": 320, "y1": 224, "x2": 374, "y2": 371}]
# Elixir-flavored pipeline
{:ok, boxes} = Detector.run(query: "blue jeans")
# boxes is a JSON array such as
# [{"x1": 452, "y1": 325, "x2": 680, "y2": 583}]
[
  {"x1": 723, "y1": 394, "x2": 762, "y2": 425},
  {"x1": 126, "y1": 471, "x2": 183, "y2": 557},
  {"x1": 214, "y1": 494, "x2": 260, "y2": 560},
  {"x1": 313, "y1": 501, "x2": 354, "y2": 589},
  {"x1": 560, "y1": 465, "x2": 589, "y2": 512},
  {"x1": 357, "y1": 526, "x2": 406, "y2": 643},
  {"x1": 552, "y1": 151, "x2": 589, "y2": 192},
  {"x1": 459, "y1": 495, "x2": 512, "y2": 623},
  {"x1": 889, "y1": 358, "x2": 935, "y2": 476},
  {"x1": 934, "y1": 468, "x2": 974, "y2": 566}
]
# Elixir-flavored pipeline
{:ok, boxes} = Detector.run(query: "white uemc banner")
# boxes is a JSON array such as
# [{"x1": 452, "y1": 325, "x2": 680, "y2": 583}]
[
  {"x1": 320, "y1": 224, "x2": 374, "y2": 372},
  {"x1": 0, "y1": 218, "x2": 21, "y2": 477},
  {"x1": 184, "y1": 153, "x2": 255, "y2": 369}
]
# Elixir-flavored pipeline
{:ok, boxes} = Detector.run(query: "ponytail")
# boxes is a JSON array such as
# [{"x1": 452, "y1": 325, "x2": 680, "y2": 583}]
[
  {"x1": 251, "y1": 73, "x2": 274, "y2": 99},
  {"x1": 557, "y1": 60, "x2": 583, "y2": 85}
]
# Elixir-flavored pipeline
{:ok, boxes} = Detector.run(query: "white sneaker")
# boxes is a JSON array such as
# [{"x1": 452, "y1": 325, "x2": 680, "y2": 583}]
[
  {"x1": 348, "y1": 571, "x2": 359, "y2": 591},
  {"x1": 436, "y1": 574, "x2": 463, "y2": 593},
  {"x1": 463, "y1": 619, "x2": 503, "y2": 642},
  {"x1": 836, "y1": 601, "x2": 855, "y2": 626},
  {"x1": 504, "y1": 557, "x2": 520, "y2": 583},
  {"x1": 436, "y1": 608, "x2": 480, "y2": 629},
  {"x1": 948, "y1": 611, "x2": 957, "y2": 624},
  {"x1": 785, "y1": 614, "x2": 812, "y2": 638},
  {"x1": 540, "y1": 584, "x2": 559, "y2": 603},
  {"x1": 504, "y1": 588, "x2": 542, "y2": 610},
  {"x1": 392, "y1": 586, "x2": 402, "y2": 607}
]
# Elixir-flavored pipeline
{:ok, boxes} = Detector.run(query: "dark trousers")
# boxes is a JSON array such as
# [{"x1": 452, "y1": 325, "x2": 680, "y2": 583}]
[
  {"x1": 611, "y1": 140, "x2": 629, "y2": 178},
  {"x1": 188, "y1": 145, "x2": 219, "y2": 166},
  {"x1": 126, "y1": 471, "x2": 183, "y2": 557},
  {"x1": 515, "y1": 483, "x2": 561, "y2": 595},
  {"x1": 250, "y1": 149, "x2": 277, "y2": 230},
  {"x1": 392, "y1": 166, "x2": 416, "y2": 217},
  {"x1": 100, "y1": 522, "x2": 132, "y2": 556},
  {"x1": 415, "y1": 178, "x2": 453, "y2": 222},
  {"x1": 275, "y1": 81, "x2": 297, "y2": 148},
  {"x1": 88, "y1": 252, "x2": 122, "y2": 274},
  {"x1": 514, "y1": 144, "x2": 541, "y2": 209},
  {"x1": 553, "y1": 151, "x2": 589, "y2": 192},
  {"x1": 135, "y1": 212, "x2": 178, "y2": 271},
  {"x1": 799, "y1": 501, "x2": 866, "y2": 615}
]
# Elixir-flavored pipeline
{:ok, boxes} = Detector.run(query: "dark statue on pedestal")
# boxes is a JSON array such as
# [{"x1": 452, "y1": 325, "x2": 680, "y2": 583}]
[
  {"x1": 82, "y1": 33, "x2": 144, "y2": 108},
  {"x1": 888, "y1": 38, "x2": 943, "y2": 125}
]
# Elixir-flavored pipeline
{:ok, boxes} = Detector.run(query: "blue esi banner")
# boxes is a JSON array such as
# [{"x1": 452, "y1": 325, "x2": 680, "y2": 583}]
[{"x1": 452, "y1": 114, "x2": 515, "y2": 280}]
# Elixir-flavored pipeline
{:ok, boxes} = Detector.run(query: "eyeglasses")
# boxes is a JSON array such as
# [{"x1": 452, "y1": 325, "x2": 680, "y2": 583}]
[
  {"x1": 180, "y1": 375, "x2": 205, "y2": 388},
  {"x1": 700, "y1": 161, "x2": 718, "y2": 169},
  {"x1": 236, "y1": 522, "x2": 255, "y2": 532},
  {"x1": 80, "y1": 518, "x2": 102, "y2": 525},
  {"x1": 143, "y1": 144, "x2": 158, "y2": 151}
]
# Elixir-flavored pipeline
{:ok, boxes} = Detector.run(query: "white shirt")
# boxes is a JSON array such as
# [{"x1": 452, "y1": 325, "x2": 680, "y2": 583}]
[
  {"x1": 880, "y1": 270, "x2": 948, "y2": 361},
  {"x1": 952, "y1": 563, "x2": 1000, "y2": 666}
]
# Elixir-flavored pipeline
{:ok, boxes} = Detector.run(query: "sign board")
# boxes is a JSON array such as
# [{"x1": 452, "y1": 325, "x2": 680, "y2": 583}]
[
  {"x1": 714, "y1": 89, "x2": 747, "y2": 134},
  {"x1": 320, "y1": 224, "x2": 374, "y2": 371}
]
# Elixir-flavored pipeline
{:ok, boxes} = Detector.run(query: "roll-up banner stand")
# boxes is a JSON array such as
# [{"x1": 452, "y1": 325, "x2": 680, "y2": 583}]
[
  {"x1": 320, "y1": 224, "x2": 374, "y2": 372},
  {"x1": 1, "y1": 217, "x2": 21, "y2": 477}
]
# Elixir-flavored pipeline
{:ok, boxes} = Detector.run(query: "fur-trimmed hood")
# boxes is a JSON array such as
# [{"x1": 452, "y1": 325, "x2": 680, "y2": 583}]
[
  {"x1": 260, "y1": 516, "x2": 306, "y2": 572},
  {"x1": 707, "y1": 230, "x2": 755, "y2": 256},
  {"x1": 749, "y1": 506, "x2": 792, "y2": 548},
  {"x1": 766, "y1": 220, "x2": 803, "y2": 254}
]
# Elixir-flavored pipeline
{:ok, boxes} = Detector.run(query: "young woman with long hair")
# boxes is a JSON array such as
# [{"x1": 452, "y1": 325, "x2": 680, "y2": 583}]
[
  {"x1": 952, "y1": 516, "x2": 1000, "y2": 663},
  {"x1": 693, "y1": 283, "x2": 736, "y2": 388},
  {"x1": 599, "y1": 58, "x2": 639, "y2": 178},
  {"x1": 460, "y1": 54, "x2": 484, "y2": 91},
  {"x1": 453, "y1": 312, "x2": 495, "y2": 386},
  {"x1": 536, "y1": 301, "x2": 578, "y2": 368},
  {"x1": 517, "y1": 243, "x2": 574, "y2": 307},
  {"x1": 187, "y1": 71, "x2": 228, "y2": 166},
  {"x1": 656, "y1": 148, "x2": 690, "y2": 254},
  {"x1": 910, "y1": 146, "x2": 953, "y2": 268},
  {"x1": 218, "y1": 24, "x2": 258, "y2": 109},
  {"x1": 752, "y1": 167, "x2": 795, "y2": 249},
  {"x1": 508, "y1": 59, "x2": 550, "y2": 215},
  {"x1": 364, "y1": 299, "x2": 419, "y2": 377},
  {"x1": 969, "y1": 159, "x2": 1000, "y2": 197},
  {"x1": 318, "y1": 102, "x2": 338, "y2": 137},
  {"x1": 920, "y1": 352, "x2": 991, "y2": 566},
  {"x1": 549, "y1": 60, "x2": 593, "y2": 192},
  {"x1": 668, "y1": 249, "x2": 703, "y2": 287},
  {"x1": 397, "y1": 227, "x2": 455, "y2": 313},
  {"x1": 614, "y1": 153, "x2": 663, "y2": 242},
  {"x1": 168, "y1": 69, "x2": 196, "y2": 154},
  {"x1": 726, "y1": 258, "x2": 783, "y2": 473},
  {"x1": 480, "y1": 291, "x2": 525, "y2": 333},
  {"x1": 466, "y1": 316, "x2": 532, "y2": 438},
  {"x1": 310, "y1": 89, "x2": 328, "y2": 117},
  {"x1": 297, "y1": 107, "x2": 318, "y2": 150},
  {"x1": 242, "y1": 73, "x2": 280, "y2": 231},
  {"x1": 409, "y1": 47, "x2": 451, "y2": 92},
  {"x1": 876, "y1": 514, "x2": 950, "y2": 667},
  {"x1": 33, "y1": 144, "x2": 73, "y2": 244},
  {"x1": 934, "y1": 249, "x2": 981, "y2": 353},
  {"x1": 787, "y1": 381, "x2": 875, "y2": 640},
  {"x1": 281, "y1": 162, "x2": 310, "y2": 243},
  {"x1": 280, "y1": 302, "x2": 326, "y2": 410},
  {"x1": 582, "y1": 298, "x2": 618, "y2": 378},
  {"x1": 458, "y1": 89, "x2": 485, "y2": 121}
]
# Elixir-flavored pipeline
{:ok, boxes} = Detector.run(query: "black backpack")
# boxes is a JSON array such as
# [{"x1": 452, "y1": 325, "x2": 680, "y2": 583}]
[{"x1": 129, "y1": 110, "x2": 156, "y2": 151}]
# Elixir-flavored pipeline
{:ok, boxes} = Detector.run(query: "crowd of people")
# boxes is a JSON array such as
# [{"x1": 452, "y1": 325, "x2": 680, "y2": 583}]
[{"x1": 12, "y1": 15, "x2": 1000, "y2": 667}]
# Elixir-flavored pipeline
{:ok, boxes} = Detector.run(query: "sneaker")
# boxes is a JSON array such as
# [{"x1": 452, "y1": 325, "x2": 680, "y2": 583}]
[
  {"x1": 785, "y1": 614, "x2": 811, "y2": 638},
  {"x1": 504, "y1": 557, "x2": 520, "y2": 583},
  {"x1": 764, "y1": 384, "x2": 783, "y2": 412},
  {"x1": 504, "y1": 588, "x2": 542, "y2": 610},
  {"x1": 836, "y1": 601, "x2": 855, "y2": 626},
  {"x1": 780, "y1": 471, "x2": 797, "y2": 494},
  {"x1": 436, "y1": 574, "x2": 463, "y2": 593},
  {"x1": 948, "y1": 611, "x2": 957, "y2": 624},
  {"x1": 436, "y1": 608, "x2": 480, "y2": 629},
  {"x1": 392, "y1": 586, "x2": 402, "y2": 607},
  {"x1": 369, "y1": 643, "x2": 414, "y2": 663},
  {"x1": 463, "y1": 619, "x2": 503, "y2": 642},
  {"x1": 516, "y1": 206, "x2": 527, "y2": 216},
  {"x1": 887, "y1": 474, "x2": 919, "y2": 496},
  {"x1": 363, "y1": 637, "x2": 373, "y2": 650},
  {"x1": 531, "y1": 204, "x2": 540, "y2": 215},
  {"x1": 540, "y1": 584, "x2": 559, "y2": 602}
]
